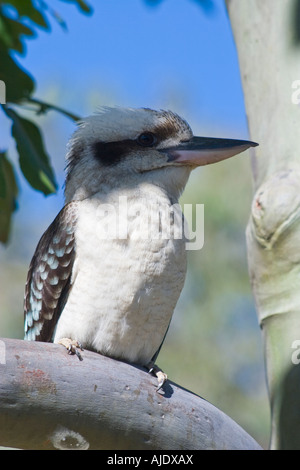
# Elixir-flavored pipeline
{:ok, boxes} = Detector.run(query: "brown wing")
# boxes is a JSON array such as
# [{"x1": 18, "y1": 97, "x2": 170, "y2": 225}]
[{"x1": 24, "y1": 201, "x2": 78, "y2": 342}]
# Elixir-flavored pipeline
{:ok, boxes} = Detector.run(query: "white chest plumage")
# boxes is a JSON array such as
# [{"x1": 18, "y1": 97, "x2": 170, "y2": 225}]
[{"x1": 53, "y1": 185, "x2": 187, "y2": 365}]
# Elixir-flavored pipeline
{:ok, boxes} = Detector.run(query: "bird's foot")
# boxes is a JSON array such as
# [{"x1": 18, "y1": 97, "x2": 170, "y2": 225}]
[
  {"x1": 58, "y1": 338, "x2": 84, "y2": 361},
  {"x1": 146, "y1": 361, "x2": 167, "y2": 391}
]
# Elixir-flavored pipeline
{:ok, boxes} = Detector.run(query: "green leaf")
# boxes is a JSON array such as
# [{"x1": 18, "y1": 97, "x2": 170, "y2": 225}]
[
  {"x1": 0, "y1": 11, "x2": 35, "y2": 54},
  {"x1": 58, "y1": 0, "x2": 93, "y2": 15},
  {"x1": 0, "y1": 47, "x2": 35, "y2": 102},
  {"x1": 0, "y1": 151, "x2": 18, "y2": 243},
  {"x1": 25, "y1": 96, "x2": 81, "y2": 121},
  {"x1": 1, "y1": 0, "x2": 50, "y2": 30},
  {"x1": 4, "y1": 107, "x2": 57, "y2": 195},
  {"x1": 0, "y1": 155, "x2": 6, "y2": 198}
]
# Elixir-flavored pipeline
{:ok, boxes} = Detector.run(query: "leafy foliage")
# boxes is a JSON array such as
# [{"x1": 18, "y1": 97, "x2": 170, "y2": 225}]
[
  {"x1": 0, "y1": 151, "x2": 18, "y2": 243},
  {"x1": 4, "y1": 107, "x2": 57, "y2": 194},
  {"x1": 0, "y1": 0, "x2": 92, "y2": 243}
]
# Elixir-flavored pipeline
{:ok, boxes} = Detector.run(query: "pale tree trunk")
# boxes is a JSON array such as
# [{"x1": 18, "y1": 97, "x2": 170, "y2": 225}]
[{"x1": 227, "y1": 0, "x2": 300, "y2": 450}]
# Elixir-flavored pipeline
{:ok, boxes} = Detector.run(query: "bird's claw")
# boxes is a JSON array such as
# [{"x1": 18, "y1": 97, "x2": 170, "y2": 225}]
[
  {"x1": 156, "y1": 370, "x2": 168, "y2": 391},
  {"x1": 146, "y1": 362, "x2": 167, "y2": 391},
  {"x1": 58, "y1": 338, "x2": 84, "y2": 361}
]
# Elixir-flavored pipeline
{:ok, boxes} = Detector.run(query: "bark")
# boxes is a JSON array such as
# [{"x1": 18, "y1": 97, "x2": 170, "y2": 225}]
[
  {"x1": 227, "y1": 0, "x2": 300, "y2": 449},
  {"x1": 0, "y1": 338, "x2": 261, "y2": 450}
]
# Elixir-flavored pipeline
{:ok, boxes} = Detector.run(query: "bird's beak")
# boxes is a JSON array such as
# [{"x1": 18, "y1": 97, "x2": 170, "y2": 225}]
[{"x1": 163, "y1": 136, "x2": 258, "y2": 166}]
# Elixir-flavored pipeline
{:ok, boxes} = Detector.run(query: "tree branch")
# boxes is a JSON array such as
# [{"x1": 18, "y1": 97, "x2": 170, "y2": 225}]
[
  {"x1": 0, "y1": 338, "x2": 261, "y2": 450},
  {"x1": 23, "y1": 97, "x2": 81, "y2": 121}
]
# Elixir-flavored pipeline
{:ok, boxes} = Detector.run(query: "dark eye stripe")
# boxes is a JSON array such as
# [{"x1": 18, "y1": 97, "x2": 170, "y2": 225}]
[
  {"x1": 92, "y1": 140, "x2": 135, "y2": 166},
  {"x1": 91, "y1": 120, "x2": 191, "y2": 167},
  {"x1": 92, "y1": 137, "x2": 158, "y2": 166}
]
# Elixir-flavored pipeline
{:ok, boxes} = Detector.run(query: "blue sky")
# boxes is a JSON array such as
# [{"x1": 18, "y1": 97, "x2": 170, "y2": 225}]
[
  {"x1": 17, "y1": 0, "x2": 248, "y2": 133},
  {"x1": 1, "y1": 0, "x2": 250, "y2": 250}
]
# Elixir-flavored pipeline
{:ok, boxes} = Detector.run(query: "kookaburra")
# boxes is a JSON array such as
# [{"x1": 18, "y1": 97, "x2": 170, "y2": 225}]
[{"x1": 24, "y1": 107, "x2": 257, "y2": 389}]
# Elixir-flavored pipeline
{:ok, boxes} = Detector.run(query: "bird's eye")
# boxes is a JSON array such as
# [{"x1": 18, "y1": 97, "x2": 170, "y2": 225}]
[{"x1": 136, "y1": 132, "x2": 157, "y2": 147}]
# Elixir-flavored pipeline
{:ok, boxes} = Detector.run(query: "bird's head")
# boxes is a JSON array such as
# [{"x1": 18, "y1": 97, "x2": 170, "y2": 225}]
[{"x1": 65, "y1": 107, "x2": 257, "y2": 202}]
